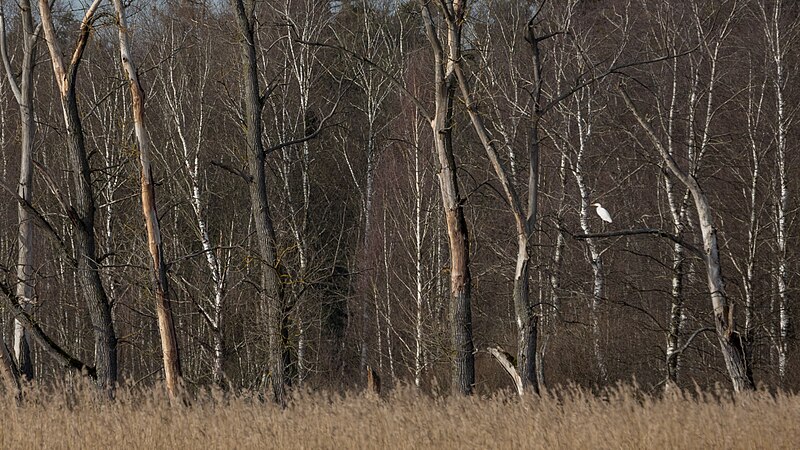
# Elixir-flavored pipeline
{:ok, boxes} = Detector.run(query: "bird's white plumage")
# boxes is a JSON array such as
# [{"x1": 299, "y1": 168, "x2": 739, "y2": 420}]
[{"x1": 591, "y1": 203, "x2": 613, "y2": 223}]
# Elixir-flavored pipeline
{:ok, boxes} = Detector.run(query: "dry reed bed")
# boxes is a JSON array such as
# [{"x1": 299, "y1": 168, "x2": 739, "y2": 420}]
[{"x1": 0, "y1": 385, "x2": 797, "y2": 449}]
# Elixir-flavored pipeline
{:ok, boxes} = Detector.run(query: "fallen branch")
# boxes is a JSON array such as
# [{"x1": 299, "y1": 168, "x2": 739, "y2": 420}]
[{"x1": 487, "y1": 346, "x2": 523, "y2": 396}]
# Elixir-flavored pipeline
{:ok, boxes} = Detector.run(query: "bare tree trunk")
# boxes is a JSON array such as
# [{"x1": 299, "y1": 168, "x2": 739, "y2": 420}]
[
  {"x1": 622, "y1": 90, "x2": 755, "y2": 392},
  {"x1": 38, "y1": 0, "x2": 117, "y2": 392},
  {"x1": 450, "y1": 23, "x2": 538, "y2": 393},
  {"x1": 231, "y1": 0, "x2": 287, "y2": 406},
  {"x1": 420, "y1": 2, "x2": 474, "y2": 395},
  {"x1": 737, "y1": 62, "x2": 767, "y2": 379},
  {"x1": 158, "y1": 23, "x2": 226, "y2": 387},
  {"x1": 113, "y1": 0, "x2": 182, "y2": 400},
  {"x1": 758, "y1": 1, "x2": 793, "y2": 382},
  {"x1": 0, "y1": 0, "x2": 39, "y2": 381},
  {"x1": 413, "y1": 136, "x2": 425, "y2": 388}
]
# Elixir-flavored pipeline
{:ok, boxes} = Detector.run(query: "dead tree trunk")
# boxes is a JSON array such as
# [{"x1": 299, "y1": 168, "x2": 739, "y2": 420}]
[
  {"x1": 622, "y1": 90, "x2": 755, "y2": 392},
  {"x1": 420, "y1": 2, "x2": 475, "y2": 395},
  {"x1": 113, "y1": 0, "x2": 182, "y2": 400}
]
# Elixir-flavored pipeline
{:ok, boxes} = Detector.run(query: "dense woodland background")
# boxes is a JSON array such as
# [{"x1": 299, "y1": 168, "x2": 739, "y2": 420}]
[{"x1": 0, "y1": 0, "x2": 798, "y2": 399}]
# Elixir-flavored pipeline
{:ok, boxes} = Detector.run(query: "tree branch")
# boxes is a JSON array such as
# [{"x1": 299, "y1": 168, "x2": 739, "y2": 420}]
[
  {"x1": 487, "y1": 346, "x2": 523, "y2": 396},
  {"x1": 0, "y1": 9, "x2": 22, "y2": 103},
  {"x1": 541, "y1": 48, "x2": 697, "y2": 117},
  {"x1": 0, "y1": 278, "x2": 95, "y2": 378},
  {"x1": 675, "y1": 327, "x2": 715, "y2": 356},
  {"x1": 264, "y1": 82, "x2": 344, "y2": 156},
  {"x1": 0, "y1": 179, "x2": 74, "y2": 264},
  {"x1": 298, "y1": 39, "x2": 432, "y2": 121},
  {"x1": 571, "y1": 228, "x2": 703, "y2": 258},
  {"x1": 210, "y1": 159, "x2": 252, "y2": 183}
]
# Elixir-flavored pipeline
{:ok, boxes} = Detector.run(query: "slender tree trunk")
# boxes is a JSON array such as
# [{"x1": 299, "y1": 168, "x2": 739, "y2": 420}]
[
  {"x1": 665, "y1": 241, "x2": 684, "y2": 388},
  {"x1": 622, "y1": 90, "x2": 755, "y2": 392},
  {"x1": 573, "y1": 89, "x2": 608, "y2": 382},
  {"x1": 741, "y1": 63, "x2": 766, "y2": 379},
  {"x1": 411, "y1": 113, "x2": 427, "y2": 388},
  {"x1": 760, "y1": 1, "x2": 792, "y2": 382},
  {"x1": 0, "y1": 0, "x2": 38, "y2": 381},
  {"x1": 113, "y1": 0, "x2": 182, "y2": 399}
]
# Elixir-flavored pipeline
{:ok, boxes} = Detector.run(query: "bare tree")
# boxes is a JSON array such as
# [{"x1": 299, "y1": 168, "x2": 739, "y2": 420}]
[
  {"x1": 569, "y1": 85, "x2": 609, "y2": 382},
  {"x1": 0, "y1": 0, "x2": 40, "y2": 380},
  {"x1": 756, "y1": 0, "x2": 799, "y2": 382},
  {"x1": 335, "y1": 0, "x2": 401, "y2": 381},
  {"x1": 622, "y1": 86, "x2": 755, "y2": 392},
  {"x1": 113, "y1": 0, "x2": 183, "y2": 400},
  {"x1": 418, "y1": 1, "x2": 475, "y2": 395},
  {"x1": 37, "y1": 0, "x2": 117, "y2": 391},
  {"x1": 230, "y1": 0, "x2": 288, "y2": 405}
]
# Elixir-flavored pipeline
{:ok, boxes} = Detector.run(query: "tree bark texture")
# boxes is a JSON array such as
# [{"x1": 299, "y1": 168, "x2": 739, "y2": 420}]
[
  {"x1": 420, "y1": 2, "x2": 475, "y2": 395},
  {"x1": 38, "y1": 0, "x2": 117, "y2": 391},
  {"x1": 113, "y1": 0, "x2": 183, "y2": 400},
  {"x1": 232, "y1": 0, "x2": 287, "y2": 406}
]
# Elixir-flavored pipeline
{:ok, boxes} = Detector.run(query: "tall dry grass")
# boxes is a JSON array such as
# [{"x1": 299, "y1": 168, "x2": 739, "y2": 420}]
[{"x1": 0, "y1": 383, "x2": 797, "y2": 449}]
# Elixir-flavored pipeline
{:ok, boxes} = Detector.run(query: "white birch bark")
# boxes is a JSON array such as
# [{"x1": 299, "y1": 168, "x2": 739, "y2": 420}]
[
  {"x1": 571, "y1": 89, "x2": 608, "y2": 381},
  {"x1": 758, "y1": 1, "x2": 794, "y2": 381},
  {"x1": 622, "y1": 88, "x2": 755, "y2": 392}
]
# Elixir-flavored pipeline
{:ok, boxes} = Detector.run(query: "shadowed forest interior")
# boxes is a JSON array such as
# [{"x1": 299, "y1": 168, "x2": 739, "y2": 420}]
[{"x1": 0, "y1": 0, "x2": 799, "y2": 401}]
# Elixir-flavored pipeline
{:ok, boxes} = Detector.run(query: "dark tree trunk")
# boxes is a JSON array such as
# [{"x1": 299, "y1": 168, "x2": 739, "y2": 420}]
[
  {"x1": 232, "y1": 0, "x2": 287, "y2": 406},
  {"x1": 38, "y1": 0, "x2": 117, "y2": 391}
]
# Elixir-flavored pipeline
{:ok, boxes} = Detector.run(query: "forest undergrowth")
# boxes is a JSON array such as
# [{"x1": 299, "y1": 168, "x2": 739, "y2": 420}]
[{"x1": 0, "y1": 382, "x2": 797, "y2": 449}]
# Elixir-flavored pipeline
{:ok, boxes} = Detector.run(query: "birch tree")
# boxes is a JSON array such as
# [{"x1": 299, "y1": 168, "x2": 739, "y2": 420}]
[
  {"x1": 622, "y1": 8, "x2": 756, "y2": 389},
  {"x1": 270, "y1": 0, "x2": 332, "y2": 385},
  {"x1": 756, "y1": 0, "x2": 799, "y2": 382},
  {"x1": 155, "y1": 14, "x2": 230, "y2": 387},
  {"x1": 569, "y1": 85, "x2": 610, "y2": 381},
  {"x1": 336, "y1": 0, "x2": 400, "y2": 379}
]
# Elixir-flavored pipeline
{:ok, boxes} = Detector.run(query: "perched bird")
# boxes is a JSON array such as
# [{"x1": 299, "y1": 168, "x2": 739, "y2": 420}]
[{"x1": 591, "y1": 203, "x2": 613, "y2": 223}]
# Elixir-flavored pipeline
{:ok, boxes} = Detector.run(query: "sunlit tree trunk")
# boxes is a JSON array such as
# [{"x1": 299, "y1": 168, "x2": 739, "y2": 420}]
[
  {"x1": 419, "y1": 1, "x2": 475, "y2": 395},
  {"x1": 113, "y1": 0, "x2": 182, "y2": 399},
  {"x1": 758, "y1": 0, "x2": 794, "y2": 382},
  {"x1": 571, "y1": 88, "x2": 608, "y2": 381},
  {"x1": 622, "y1": 90, "x2": 755, "y2": 392},
  {"x1": 156, "y1": 21, "x2": 228, "y2": 387}
]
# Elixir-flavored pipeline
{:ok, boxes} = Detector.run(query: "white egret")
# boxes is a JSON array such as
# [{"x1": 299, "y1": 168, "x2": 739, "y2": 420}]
[{"x1": 591, "y1": 203, "x2": 613, "y2": 223}]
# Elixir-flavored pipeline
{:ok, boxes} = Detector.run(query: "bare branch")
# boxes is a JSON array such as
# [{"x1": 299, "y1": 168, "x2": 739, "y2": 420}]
[
  {"x1": 210, "y1": 159, "x2": 252, "y2": 183},
  {"x1": 0, "y1": 179, "x2": 73, "y2": 263},
  {"x1": 264, "y1": 83, "x2": 344, "y2": 156},
  {"x1": 0, "y1": 10, "x2": 22, "y2": 102},
  {"x1": 298, "y1": 39, "x2": 431, "y2": 121},
  {"x1": 572, "y1": 228, "x2": 703, "y2": 258},
  {"x1": 487, "y1": 346, "x2": 523, "y2": 396},
  {"x1": 0, "y1": 277, "x2": 95, "y2": 378}
]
